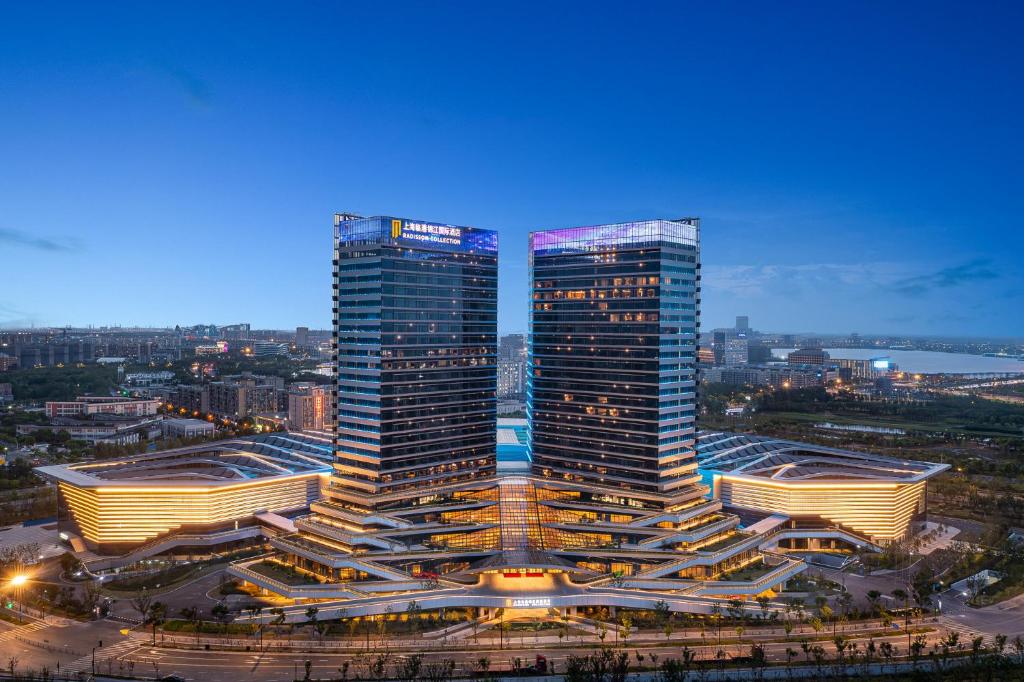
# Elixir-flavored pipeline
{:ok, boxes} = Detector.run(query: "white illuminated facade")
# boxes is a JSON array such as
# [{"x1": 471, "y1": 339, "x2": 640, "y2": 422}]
[{"x1": 698, "y1": 432, "x2": 949, "y2": 543}]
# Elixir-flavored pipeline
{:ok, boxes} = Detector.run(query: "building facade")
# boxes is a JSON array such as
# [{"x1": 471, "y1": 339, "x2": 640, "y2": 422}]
[
  {"x1": 497, "y1": 333, "x2": 528, "y2": 398},
  {"x1": 698, "y1": 432, "x2": 948, "y2": 542},
  {"x1": 45, "y1": 397, "x2": 160, "y2": 419},
  {"x1": 529, "y1": 218, "x2": 701, "y2": 505},
  {"x1": 37, "y1": 433, "x2": 333, "y2": 557},
  {"x1": 323, "y1": 214, "x2": 499, "y2": 514},
  {"x1": 787, "y1": 348, "x2": 831, "y2": 365},
  {"x1": 287, "y1": 383, "x2": 331, "y2": 432},
  {"x1": 229, "y1": 216, "x2": 808, "y2": 623}
]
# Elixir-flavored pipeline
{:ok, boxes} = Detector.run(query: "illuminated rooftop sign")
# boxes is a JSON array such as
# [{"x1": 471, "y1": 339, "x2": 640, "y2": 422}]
[{"x1": 336, "y1": 216, "x2": 497, "y2": 254}]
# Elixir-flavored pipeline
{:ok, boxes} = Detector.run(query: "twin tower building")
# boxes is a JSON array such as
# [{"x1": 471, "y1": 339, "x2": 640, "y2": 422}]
[{"x1": 261, "y1": 214, "x2": 775, "y2": 597}]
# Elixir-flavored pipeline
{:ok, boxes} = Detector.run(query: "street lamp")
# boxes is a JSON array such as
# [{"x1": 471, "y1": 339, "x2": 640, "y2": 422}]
[{"x1": 9, "y1": 575, "x2": 28, "y2": 621}]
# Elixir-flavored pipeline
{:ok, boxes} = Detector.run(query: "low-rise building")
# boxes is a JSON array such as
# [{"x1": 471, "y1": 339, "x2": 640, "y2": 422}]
[
  {"x1": 697, "y1": 431, "x2": 949, "y2": 543},
  {"x1": 787, "y1": 348, "x2": 831, "y2": 365},
  {"x1": 45, "y1": 396, "x2": 160, "y2": 419},
  {"x1": 252, "y1": 341, "x2": 289, "y2": 357},
  {"x1": 162, "y1": 417, "x2": 216, "y2": 439},
  {"x1": 36, "y1": 432, "x2": 334, "y2": 556},
  {"x1": 123, "y1": 371, "x2": 175, "y2": 387},
  {"x1": 19, "y1": 415, "x2": 163, "y2": 445}
]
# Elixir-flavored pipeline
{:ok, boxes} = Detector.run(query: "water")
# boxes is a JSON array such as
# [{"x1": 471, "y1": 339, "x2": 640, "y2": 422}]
[
  {"x1": 772, "y1": 348, "x2": 1024, "y2": 375},
  {"x1": 815, "y1": 422, "x2": 906, "y2": 435}
]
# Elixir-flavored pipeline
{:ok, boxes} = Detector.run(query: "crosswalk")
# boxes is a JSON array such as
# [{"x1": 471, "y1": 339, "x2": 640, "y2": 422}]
[
  {"x1": 0, "y1": 619, "x2": 49, "y2": 645},
  {"x1": 941, "y1": 617, "x2": 995, "y2": 646},
  {"x1": 62, "y1": 639, "x2": 142, "y2": 676}
]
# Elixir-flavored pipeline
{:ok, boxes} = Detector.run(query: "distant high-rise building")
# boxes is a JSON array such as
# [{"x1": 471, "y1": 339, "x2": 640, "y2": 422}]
[
  {"x1": 295, "y1": 326, "x2": 309, "y2": 348},
  {"x1": 735, "y1": 315, "x2": 749, "y2": 332},
  {"x1": 287, "y1": 382, "x2": 330, "y2": 432},
  {"x1": 746, "y1": 341, "x2": 773, "y2": 364},
  {"x1": 222, "y1": 323, "x2": 251, "y2": 342},
  {"x1": 723, "y1": 336, "x2": 748, "y2": 366},
  {"x1": 497, "y1": 333, "x2": 527, "y2": 398},
  {"x1": 498, "y1": 333, "x2": 526, "y2": 361}
]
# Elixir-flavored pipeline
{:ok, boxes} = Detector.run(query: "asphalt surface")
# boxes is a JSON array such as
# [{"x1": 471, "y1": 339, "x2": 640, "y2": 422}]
[
  {"x1": 2, "y1": 613, "x2": 967, "y2": 682},
  {"x1": 5, "y1": 563, "x2": 1022, "y2": 681}
]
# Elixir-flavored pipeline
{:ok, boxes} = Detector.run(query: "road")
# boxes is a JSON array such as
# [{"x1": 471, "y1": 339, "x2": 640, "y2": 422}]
[
  {"x1": 3, "y1": 615, "x2": 957, "y2": 682},
  {"x1": 6, "y1": 569, "x2": 1024, "y2": 682}
]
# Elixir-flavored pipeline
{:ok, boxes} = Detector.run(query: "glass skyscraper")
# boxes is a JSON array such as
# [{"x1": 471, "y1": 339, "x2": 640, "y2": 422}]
[
  {"x1": 528, "y1": 219, "x2": 703, "y2": 509},
  {"x1": 326, "y1": 214, "x2": 498, "y2": 513},
  {"x1": 258, "y1": 212, "x2": 796, "y2": 595}
]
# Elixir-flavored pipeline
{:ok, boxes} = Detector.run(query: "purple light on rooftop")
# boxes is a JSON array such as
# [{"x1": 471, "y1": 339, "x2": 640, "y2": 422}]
[{"x1": 531, "y1": 219, "x2": 696, "y2": 253}]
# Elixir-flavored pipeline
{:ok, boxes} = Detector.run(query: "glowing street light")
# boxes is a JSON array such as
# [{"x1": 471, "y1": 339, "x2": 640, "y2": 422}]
[{"x1": 9, "y1": 575, "x2": 27, "y2": 587}]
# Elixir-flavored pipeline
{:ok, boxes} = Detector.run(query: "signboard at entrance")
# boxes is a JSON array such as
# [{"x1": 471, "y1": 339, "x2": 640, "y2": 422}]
[{"x1": 508, "y1": 597, "x2": 552, "y2": 608}]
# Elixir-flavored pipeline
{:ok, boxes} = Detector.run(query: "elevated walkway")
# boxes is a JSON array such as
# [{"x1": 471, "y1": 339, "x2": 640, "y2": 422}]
[{"x1": 81, "y1": 525, "x2": 264, "y2": 572}]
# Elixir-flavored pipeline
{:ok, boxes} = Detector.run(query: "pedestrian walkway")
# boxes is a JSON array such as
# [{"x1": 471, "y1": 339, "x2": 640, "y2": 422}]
[
  {"x1": 0, "y1": 619, "x2": 48, "y2": 645},
  {"x1": 62, "y1": 639, "x2": 142, "y2": 676},
  {"x1": 941, "y1": 617, "x2": 994, "y2": 646}
]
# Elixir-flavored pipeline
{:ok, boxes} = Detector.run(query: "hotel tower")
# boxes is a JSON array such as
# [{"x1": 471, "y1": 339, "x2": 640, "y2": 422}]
[
  {"x1": 242, "y1": 215, "x2": 805, "y2": 613},
  {"x1": 528, "y1": 219, "x2": 702, "y2": 507}
]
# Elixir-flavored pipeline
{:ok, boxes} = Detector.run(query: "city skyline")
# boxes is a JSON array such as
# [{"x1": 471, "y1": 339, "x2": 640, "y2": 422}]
[{"x1": 2, "y1": 2, "x2": 1022, "y2": 336}]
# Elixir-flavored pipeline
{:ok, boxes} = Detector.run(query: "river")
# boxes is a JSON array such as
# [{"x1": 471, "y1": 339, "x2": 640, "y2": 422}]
[{"x1": 771, "y1": 348, "x2": 1024, "y2": 374}]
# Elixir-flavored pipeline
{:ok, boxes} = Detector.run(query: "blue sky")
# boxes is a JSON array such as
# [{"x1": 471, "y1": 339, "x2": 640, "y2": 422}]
[{"x1": 1, "y1": 2, "x2": 1021, "y2": 337}]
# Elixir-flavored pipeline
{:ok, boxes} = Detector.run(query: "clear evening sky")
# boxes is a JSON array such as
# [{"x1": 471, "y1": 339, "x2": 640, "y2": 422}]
[{"x1": 1, "y1": 2, "x2": 1021, "y2": 337}]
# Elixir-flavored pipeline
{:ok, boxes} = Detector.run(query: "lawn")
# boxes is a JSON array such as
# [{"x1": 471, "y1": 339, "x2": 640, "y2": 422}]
[
  {"x1": 248, "y1": 560, "x2": 323, "y2": 586},
  {"x1": 698, "y1": 533, "x2": 750, "y2": 553},
  {"x1": 716, "y1": 560, "x2": 776, "y2": 582},
  {"x1": 103, "y1": 563, "x2": 200, "y2": 591}
]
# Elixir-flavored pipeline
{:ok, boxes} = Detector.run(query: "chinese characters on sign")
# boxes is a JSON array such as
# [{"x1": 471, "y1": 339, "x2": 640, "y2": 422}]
[{"x1": 399, "y1": 221, "x2": 464, "y2": 246}]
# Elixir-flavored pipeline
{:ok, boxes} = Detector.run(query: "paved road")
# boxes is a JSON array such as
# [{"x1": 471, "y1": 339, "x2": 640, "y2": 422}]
[
  {"x1": 4, "y1": 615, "x2": 953, "y2": 682},
  {"x1": 9, "y1": 576, "x2": 1023, "y2": 682},
  {"x1": 106, "y1": 629, "x2": 954, "y2": 682},
  {"x1": 936, "y1": 589, "x2": 1024, "y2": 643},
  {"x1": 808, "y1": 565, "x2": 909, "y2": 611},
  {"x1": 107, "y1": 567, "x2": 231, "y2": 621}
]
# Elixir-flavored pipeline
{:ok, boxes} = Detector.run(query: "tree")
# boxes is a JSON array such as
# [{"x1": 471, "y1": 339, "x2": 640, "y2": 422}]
[
  {"x1": 726, "y1": 598, "x2": 744, "y2": 622},
  {"x1": 710, "y1": 603, "x2": 723, "y2": 644},
  {"x1": 81, "y1": 580, "x2": 101, "y2": 617},
  {"x1": 619, "y1": 614, "x2": 632, "y2": 648},
  {"x1": 180, "y1": 606, "x2": 203, "y2": 644},
  {"x1": 211, "y1": 602, "x2": 231, "y2": 633},
  {"x1": 755, "y1": 595, "x2": 771, "y2": 621},
  {"x1": 59, "y1": 553, "x2": 82, "y2": 577},
  {"x1": 406, "y1": 600, "x2": 422, "y2": 634},
  {"x1": 653, "y1": 599, "x2": 671, "y2": 625},
  {"x1": 131, "y1": 592, "x2": 153, "y2": 623},
  {"x1": 146, "y1": 601, "x2": 166, "y2": 645},
  {"x1": 866, "y1": 590, "x2": 882, "y2": 615},
  {"x1": 247, "y1": 605, "x2": 265, "y2": 645},
  {"x1": 820, "y1": 604, "x2": 834, "y2": 635},
  {"x1": 396, "y1": 654, "x2": 423, "y2": 681}
]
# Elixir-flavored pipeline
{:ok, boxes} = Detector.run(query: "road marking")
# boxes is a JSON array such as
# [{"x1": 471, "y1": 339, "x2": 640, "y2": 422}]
[
  {"x1": 0, "y1": 620, "x2": 48, "y2": 644},
  {"x1": 62, "y1": 639, "x2": 142, "y2": 675},
  {"x1": 941, "y1": 618, "x2": 994, "y2": 646}
]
